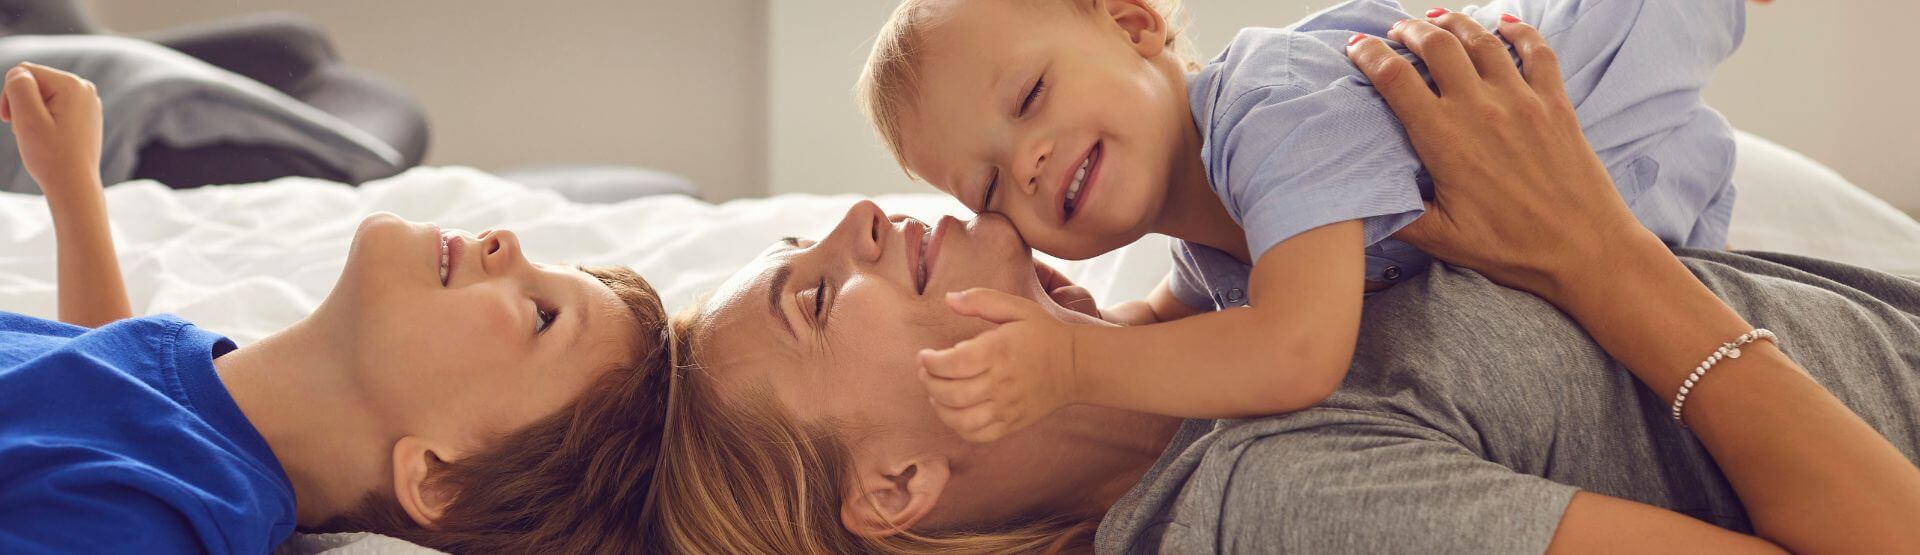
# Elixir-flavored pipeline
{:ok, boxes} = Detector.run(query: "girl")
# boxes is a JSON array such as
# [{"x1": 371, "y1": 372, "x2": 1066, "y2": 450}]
[{"x1": 0, "y1": 62, "x2": 670, "y2": 553}]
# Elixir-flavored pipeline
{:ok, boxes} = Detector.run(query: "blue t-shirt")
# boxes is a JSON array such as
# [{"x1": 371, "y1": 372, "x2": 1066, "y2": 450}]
[
  {"x1": 1172, "y1": 0, "x2": 1743, "y2": 310},
  {"x1": 0, "y1": 312, "x2": 296, "y2": 554}
]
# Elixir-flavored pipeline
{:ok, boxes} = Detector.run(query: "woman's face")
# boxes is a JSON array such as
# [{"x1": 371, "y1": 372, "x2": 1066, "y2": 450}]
[
  {"x1": 321, "y1": 213, "x2": 640, "y2": 448},
  {"x1": 695, "y1": 200, "x2": 1092, "y2": 442}
]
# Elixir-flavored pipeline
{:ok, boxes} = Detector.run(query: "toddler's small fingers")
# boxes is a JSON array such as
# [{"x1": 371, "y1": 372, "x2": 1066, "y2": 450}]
[{"x1": 919, "y1": 346, "x2": 987, "y2": 380}]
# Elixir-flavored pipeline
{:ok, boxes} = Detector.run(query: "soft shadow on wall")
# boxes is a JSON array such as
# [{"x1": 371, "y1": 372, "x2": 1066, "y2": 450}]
[
  {"x1": 86, "y1": 0, "x2": 769, "y2": 201},
  {"x1": 769, "y1": 0, "x2": 1920, "y2": 216}
]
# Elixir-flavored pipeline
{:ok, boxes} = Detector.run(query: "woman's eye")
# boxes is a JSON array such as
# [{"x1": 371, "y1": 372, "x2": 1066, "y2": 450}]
[
  {"x1": 811, "y1": 279, "x2": 827, "y2": 319},
  {"x1": 1018, "y1": 76, "x2": 1046, "y2": 116},
  {"x1": 535, "y1": 305, "x2": 556, "y2": 334}
]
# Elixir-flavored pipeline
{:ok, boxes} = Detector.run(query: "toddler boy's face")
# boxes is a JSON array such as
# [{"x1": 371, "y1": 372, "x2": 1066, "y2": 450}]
[{"x1": 896, "y1": 0, "x2": 1196, "y2": 260}]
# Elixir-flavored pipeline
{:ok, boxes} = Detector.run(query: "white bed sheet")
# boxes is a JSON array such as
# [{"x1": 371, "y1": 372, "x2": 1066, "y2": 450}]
[{"x1": 0, "y1": 131, "x2": 1914, "y2": 554}]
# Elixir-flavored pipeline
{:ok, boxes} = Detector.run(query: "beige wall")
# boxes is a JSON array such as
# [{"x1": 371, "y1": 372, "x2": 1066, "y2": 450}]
[
  {"x1": 769, "y1": 1, "x2": 1920, "y2": 215},
  {"x1": 77, "y1": 1, "x2": 1920, "y2": 212},
  {"x1": 86, "y1": 0, "x2": 768, "y2": 201}
]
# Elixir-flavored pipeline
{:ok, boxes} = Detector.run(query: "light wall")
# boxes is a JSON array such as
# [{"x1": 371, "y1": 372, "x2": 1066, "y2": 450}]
[
  {"x1": 87, "y1": 0, "x2": 768, "y2": 201},
  {"x1": 769, "y1": 1, "x2": 1920, "y2": 215}
]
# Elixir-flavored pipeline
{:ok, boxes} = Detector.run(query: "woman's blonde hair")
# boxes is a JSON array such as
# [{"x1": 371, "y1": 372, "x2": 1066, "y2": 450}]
[
  {"x1": 856, "y1": 0, "x2": 1199, "y2": 180},
  {"x1": 650, "y1": 309, "x2": 1096, "y2": 554}
]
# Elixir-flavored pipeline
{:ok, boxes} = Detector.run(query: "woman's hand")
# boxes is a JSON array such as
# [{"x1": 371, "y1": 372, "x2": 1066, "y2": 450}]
[
  {"x1": 1349, "y1": 12, "x2": 1920, "y2": 553},
  {"x1": 1346, "y1": 14, "x2": 1659, "y2": 303},
  {"x1": 1, "y1": 62, "x2": 103, "y2": 197}
]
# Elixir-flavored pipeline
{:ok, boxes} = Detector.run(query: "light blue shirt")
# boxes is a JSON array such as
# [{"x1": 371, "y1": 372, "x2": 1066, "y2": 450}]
[{"x1": 1170, "y1": 0, "x2": 1743, "y2": 311}]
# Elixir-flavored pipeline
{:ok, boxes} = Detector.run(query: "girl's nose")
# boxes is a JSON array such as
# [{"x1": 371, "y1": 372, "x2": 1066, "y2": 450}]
[{"x1": 477, "y1": 229, "x2": 525, "y2": 274}]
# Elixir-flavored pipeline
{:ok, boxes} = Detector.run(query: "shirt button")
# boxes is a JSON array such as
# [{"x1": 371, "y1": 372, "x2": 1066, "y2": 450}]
[
  {"x1": 1225, "y1": 288, "x2": 1244, "y2": 303},
  {"x1": 1383, "y1": 266, "x2": 1403, "y2": 281}
]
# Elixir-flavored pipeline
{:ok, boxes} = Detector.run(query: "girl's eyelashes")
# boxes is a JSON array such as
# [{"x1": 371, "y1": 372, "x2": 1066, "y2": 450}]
[
  {"x1": 535, "y1": 302, "x2": 557, "y2": 334},
  {"x1": 1018, "y1": 75, "x2": 1046, "y2": 116}
]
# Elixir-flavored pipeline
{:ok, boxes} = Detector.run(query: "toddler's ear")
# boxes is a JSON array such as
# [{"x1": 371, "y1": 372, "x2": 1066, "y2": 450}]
[
  {"x1": 391, "y1": 436, "x2": 463, "y2": 529},
  {"x1": 1105, "y1": 0, "x2": 1168, "y2": 58}
]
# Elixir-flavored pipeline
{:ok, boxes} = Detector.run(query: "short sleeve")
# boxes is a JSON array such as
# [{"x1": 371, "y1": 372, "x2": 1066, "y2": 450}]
[
  {"x1": 1216, "y1": 411, "x2": 1577, "y2": 553},
  {"x1": 1207, "y1": 81, "x2": 1424, "y2": 261},
  {"x1": 1165, "y1": 242, "x2": 1216, "y2": 312}
]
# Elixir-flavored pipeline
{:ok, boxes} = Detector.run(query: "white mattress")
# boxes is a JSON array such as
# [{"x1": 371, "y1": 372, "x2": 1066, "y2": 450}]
[{"x1": 0, "y1": 131, "x2": 1915, "y2": 553}]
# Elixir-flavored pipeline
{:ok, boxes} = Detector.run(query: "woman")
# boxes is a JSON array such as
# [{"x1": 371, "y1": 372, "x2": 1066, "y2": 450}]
[{"x1": 648, "y1": 15, "x2": 1920, "y2": 554}]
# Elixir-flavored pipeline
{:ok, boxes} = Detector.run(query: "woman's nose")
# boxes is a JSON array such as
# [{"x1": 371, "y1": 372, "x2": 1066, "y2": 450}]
[
  {"x1": 832, "y1": 200, "x2": 885, "y2": 262},
  {"x1": 477, "y1": 229, "x2": 526, "y2": 274}
]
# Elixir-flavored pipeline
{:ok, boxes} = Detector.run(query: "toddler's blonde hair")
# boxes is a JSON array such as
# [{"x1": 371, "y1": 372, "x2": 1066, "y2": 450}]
[{"x1": 857, "y1": 0, "x2": 1199, "y2": 180}]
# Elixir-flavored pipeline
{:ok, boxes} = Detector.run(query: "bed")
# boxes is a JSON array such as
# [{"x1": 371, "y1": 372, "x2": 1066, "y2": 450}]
[{"x1": 0, "y1": 131, "x2": 1916, "y2": 553}]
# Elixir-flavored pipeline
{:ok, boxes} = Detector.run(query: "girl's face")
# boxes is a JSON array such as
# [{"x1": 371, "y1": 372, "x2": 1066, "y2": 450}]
[{"x1": 321, "y1": 213, "x2": 641, "y2": 449}]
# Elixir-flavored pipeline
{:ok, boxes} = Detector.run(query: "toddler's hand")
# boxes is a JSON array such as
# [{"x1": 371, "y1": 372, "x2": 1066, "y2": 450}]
[
  {"x1": 2, "y1": 62, "x2": 103, "y2": 196},
  {"x1": 918, "y1": 288, "x2": 1080, "y2": 443}
]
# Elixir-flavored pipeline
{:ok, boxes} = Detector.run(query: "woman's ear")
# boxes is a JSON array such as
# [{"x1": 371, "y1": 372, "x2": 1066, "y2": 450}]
[
  {"x1": 1104, "y1": 0, "x2": 1167, "y2": 58},
  {"x1": 391, "y1": 436, "x2": 462, "y2": 529},
  {"x1": 840, "y1": 455, "x2": 951, "y2": 538}
]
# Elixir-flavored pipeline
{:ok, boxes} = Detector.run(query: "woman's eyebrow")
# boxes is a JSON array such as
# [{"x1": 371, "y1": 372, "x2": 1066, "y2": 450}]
[{"x1": 766, "y1": 262, "x2": 797, "y2": 340}]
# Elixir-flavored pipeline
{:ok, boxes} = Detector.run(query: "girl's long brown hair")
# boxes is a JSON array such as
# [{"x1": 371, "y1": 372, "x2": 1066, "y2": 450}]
[{"x1": 314, "y1": 265, "x2": 674, "y2": 553}]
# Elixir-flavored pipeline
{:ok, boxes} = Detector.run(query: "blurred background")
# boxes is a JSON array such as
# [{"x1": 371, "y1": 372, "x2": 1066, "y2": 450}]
[{"x1": 76, "y1": 0, "x2": 1916, "y2": 213}]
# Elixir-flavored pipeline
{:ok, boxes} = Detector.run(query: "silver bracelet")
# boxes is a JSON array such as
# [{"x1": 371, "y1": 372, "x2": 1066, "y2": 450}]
[{"x1": 1671, "y1": 329, "x2": 1777, "y2": 427}]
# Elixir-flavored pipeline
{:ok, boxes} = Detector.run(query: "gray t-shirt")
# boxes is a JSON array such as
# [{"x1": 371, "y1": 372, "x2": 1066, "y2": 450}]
[{"x1": 1096, "y1": 250, "x2": 1920, "y2": 553}]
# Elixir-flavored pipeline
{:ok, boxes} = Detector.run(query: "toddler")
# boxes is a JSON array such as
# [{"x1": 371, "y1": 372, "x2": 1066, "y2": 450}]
[{"x1": 861, "y1": 0, "x2": 1746, "y2": 440}]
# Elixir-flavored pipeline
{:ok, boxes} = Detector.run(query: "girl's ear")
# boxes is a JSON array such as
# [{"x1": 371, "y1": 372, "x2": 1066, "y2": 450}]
[
  {"x1": 1105, "y1": 0, "x2": 1168, "y2": 58},
  {"x1": 840, "y1": 455, "x2": 952, "y2": 538},
  {"x1": 391, "y1": 436, "x2": 462, "y2": 529}
]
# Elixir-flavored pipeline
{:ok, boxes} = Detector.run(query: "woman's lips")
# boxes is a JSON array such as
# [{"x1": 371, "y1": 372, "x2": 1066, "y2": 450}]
[
  {"x1": 905, "y1": 219, "x2": 927, "y2": 294},
  {"x1": 923, "y1": 217, "x2": 952, "y2": 294}
]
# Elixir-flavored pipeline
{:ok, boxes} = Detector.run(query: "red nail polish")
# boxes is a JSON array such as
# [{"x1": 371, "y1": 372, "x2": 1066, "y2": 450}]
[
  {"x1": 1426, "y1": 7, "x2": 1450, "y2": 18},
  {"x1": 1500, "y1": 12, "x2": 1522, "y2": 23},
  {"x1": 1348, "y1": 32, "x2": 1366, "y2": 46}
]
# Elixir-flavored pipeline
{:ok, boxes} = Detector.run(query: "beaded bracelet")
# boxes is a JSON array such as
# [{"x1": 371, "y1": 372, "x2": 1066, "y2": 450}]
[{"x1": 1671, "y1": 329, "x2": 1777, "y2": 427}]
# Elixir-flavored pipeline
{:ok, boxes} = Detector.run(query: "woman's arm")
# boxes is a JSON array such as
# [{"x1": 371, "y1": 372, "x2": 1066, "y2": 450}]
[
  {"x1": 1348, "y1": 12, "x2": 1920, "y2": 554},
  {"x1": 2, "y1": 63, "x2": 129, "y2": 327}
]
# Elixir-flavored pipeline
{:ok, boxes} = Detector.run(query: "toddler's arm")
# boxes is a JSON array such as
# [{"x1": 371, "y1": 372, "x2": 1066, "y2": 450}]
[
  {"x1": 3, "y1": 63, "x2": 128, "y2": 327},
  {"x1": 1102, "y1": 278, "x2": 1204, "y2": 326},
  {"x1": 920, "y1": 221, "x2": 1365, "y2": 440}
]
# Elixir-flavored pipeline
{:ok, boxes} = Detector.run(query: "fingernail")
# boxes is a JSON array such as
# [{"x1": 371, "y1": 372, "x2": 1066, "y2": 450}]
[
  {"x1": 1391, "y1": 19, "x2": 1408, "y2": 30},
  {"x1": 1347, "y1": 33, "x2": 1366, "y2": 46},
  {"x1": 1426, "y1": 7, "x2": 1450, "y2": 18},
  {"x1": 1500, "y1": 12, "x2": 1522, "y2": 23}
]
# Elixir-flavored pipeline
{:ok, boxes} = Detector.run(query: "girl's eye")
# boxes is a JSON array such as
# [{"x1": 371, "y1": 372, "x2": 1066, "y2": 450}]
[
  {"x1": 535, "y1": 305, "x2": 556, "y2": 334},
  {"x1": 1018, "y1": 76, "x2": 1046, "y2": 116}
]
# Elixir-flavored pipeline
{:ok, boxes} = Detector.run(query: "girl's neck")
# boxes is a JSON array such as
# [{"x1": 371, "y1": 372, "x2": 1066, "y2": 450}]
[
  {"x1": 213, "y1": 317, "x2": 389, "y2": 526},
  {"x1": 1151, "y1": 119, "x2": 1251, "y2": 264}
]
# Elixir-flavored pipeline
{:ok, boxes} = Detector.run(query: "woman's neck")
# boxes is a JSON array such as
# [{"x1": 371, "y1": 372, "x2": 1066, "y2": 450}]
[
  {"x1": 1151, "y1": 119, "x2": 1251, "y2": 264},
  {"x1": 213, "y1": 317, "x2": 389, "y2": 526},
  {"x1": 942, "y1": 407, "x2": 1183, "y2": 525}
]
